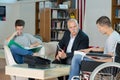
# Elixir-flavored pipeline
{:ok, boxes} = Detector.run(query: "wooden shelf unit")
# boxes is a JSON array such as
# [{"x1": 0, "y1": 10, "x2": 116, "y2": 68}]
[
  {"x1": 35, "y1": 0, "x2": 78, "y2": 42},
  {"x1": 39, "y1": 8, "x2": 78, "y2": 42},
  {"x1": 112, "y1": 0, "x2": 120, "y2": 33}
]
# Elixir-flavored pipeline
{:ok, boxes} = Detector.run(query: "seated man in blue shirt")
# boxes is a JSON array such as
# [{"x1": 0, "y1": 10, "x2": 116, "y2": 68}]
[
  {"x1": 52, "y1": 18, "x2": 89, "y2": 80},
  {"x1": 6, "y1": 19, "x2": 42, "y2": 64}
]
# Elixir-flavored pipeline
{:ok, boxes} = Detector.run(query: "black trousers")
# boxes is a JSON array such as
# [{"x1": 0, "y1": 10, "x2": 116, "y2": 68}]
[
  {"x1": 28, "y1": 78, "x2": 35, "y2": 80},
  {"x1": 52, "y1": 57, "x2": 72, "y2": 65},
  {"x1": 58, "y1": 76, "x2": 69, "y2": 80}
]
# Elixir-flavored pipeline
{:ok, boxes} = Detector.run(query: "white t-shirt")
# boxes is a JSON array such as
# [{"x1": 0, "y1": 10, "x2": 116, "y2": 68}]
[
  {"x1": 66, "y1": 35, "x2": 76, "y2": 53},
  {"x1": 104, "y1": 31, "x2": 120, "y2": 56}
]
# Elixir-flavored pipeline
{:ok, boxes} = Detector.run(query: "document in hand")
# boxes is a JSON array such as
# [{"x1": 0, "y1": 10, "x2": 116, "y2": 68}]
[
  {"x1": 8, "y1": 40, "x2": 42, "y2": 52},
  {"x1": 74, "y1": 51, "x2": 86, "y2": 56},
  {"x1": 74, "y1": 51, "x2": 86, "y2": 60}
]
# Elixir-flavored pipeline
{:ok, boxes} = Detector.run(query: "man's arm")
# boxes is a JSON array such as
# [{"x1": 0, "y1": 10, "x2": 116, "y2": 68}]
[
  {"x1": 89, "y1": 56, "x2": 113, "y2": 62},
  {"x1": 26, "y1": 34, "x2": 42, "y2": 48},
  {"x1": 86, "y1": 51, "x2": 113, "y2": 62},
  {"x1": 54, "y1": 31, "x2": 69, "y2": 60},
  {"x1": 29, "y1": 42, "x2": 41, "y2": 48},
  {"x1": 6, "y1": 32, "x2": 17, "y2": 43},
  {"x1": 80, "y1": 47, "x2": 104, "y2": 53}
]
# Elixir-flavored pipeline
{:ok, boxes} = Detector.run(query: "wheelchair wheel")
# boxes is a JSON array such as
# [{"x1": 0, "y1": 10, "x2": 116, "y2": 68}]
[{"x1": 90, "y1": 62, "x2": 120, "y2": 80}]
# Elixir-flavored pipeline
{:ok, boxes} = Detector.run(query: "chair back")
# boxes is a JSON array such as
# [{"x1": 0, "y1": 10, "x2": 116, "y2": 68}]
[{"x1": 115, "y1": 42, "x2": 120, "y2": 63}]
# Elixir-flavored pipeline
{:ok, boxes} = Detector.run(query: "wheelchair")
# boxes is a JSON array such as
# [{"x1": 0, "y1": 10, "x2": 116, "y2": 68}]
[{"x1": 72, "y1": 42, "x2": 120, "y2": 80}]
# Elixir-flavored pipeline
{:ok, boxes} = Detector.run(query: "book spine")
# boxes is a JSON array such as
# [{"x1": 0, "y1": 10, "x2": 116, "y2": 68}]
[{"x1": 117, "y1": 0, "x2": 120, "y2": 5}]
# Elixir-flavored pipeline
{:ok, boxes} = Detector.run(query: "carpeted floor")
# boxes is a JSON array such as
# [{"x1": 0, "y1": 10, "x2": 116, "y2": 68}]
[{"x1": 0, "y1": 58, "x2": 10, "y2": 80}]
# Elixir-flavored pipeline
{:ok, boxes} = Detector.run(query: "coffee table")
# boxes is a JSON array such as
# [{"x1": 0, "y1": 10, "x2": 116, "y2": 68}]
[{"x1": 5, "y1": 64, "x2": 70, "y2": 80}]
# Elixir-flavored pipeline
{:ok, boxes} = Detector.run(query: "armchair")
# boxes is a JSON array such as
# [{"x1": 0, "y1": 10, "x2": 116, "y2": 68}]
[{"x1": 4, "y1": 45, "x2": 28, "y2": 80}]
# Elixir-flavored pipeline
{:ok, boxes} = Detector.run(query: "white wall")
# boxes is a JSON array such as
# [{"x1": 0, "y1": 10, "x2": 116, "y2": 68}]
[
  {"x1": 0, "y1": 2, "x2": 35, "y2": 45},
  {"x1": 19, "y1": 2, "x2": 35, "y2": 34},
  {"x1": 83, "y1": 0, "x2": 111, "y2": 47},
  {"x1": 0, "y1": 3, "x2": 20, "y2": 45},
  {"x1": 0, "y1": 0, "x2": 17, "y2": 3}
]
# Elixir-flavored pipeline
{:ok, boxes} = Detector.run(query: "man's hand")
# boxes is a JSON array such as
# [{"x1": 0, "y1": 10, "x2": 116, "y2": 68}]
[
  {"x1": 79, "y1": 47, "x2": 104, "y2": 54},
  {"x1": 30, "y1": 42, "x2": 41, "y2": 48},
  {"x1": 6, "y1": 31, "x2": 18, "y2": 43},
  {"x1": 13, "y1": 31, "x2": 18, "y2": 36},
  {"x1": 32, "y1": 52, "x2": 39, "y2": 56},
  {"x1": 56, "y1": 50, "x2": 67, "y2": 60}
]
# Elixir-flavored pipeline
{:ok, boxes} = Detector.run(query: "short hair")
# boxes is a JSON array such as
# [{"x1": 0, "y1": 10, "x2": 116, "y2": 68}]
[
  {"x1": 67, "y1": 18, "x2": 79, "y2": 28},
  {"x1": 15, "y1": 19, "x2": 25, "y2": 27},
  {"x1": 96, "y1": 16, "x2": 111, "y2": 27}
]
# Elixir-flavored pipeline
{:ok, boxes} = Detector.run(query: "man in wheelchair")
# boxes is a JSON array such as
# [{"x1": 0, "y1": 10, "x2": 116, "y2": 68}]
[{"x1": 68, "y1": 16, "x2": 120, "y2": 80}]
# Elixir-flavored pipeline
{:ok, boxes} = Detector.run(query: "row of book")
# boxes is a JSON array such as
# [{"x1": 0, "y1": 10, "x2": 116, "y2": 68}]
[
  {"x1": 116, "y1": 0, "x2": 120, "y2": 5},
  {"x1": 115, "y1": 9, "x2": 120, "y2": 18},
  {"x1": 52, "y1": 9, "x2": 69, "y2": 19},
  {"x1": 114, "y1": 23, "x2": 120, "y2": 33},
  {"x1": 51, "y1": 20, "x2": 67, "y2": 29},
  {"x1": 51, "y1": 31, "x2": 65, "y2": 41}
]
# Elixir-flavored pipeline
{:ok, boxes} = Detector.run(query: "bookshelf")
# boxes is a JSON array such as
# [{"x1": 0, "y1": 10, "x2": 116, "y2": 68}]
[
  {"x1": 112, "y1": 0, "x2": 120, "y2": 33},
  {"x1": 40, "y1": 8, "x2": 78, "y2": 42}
]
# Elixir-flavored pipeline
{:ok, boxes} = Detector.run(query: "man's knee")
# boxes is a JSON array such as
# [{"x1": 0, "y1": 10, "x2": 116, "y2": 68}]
[{"x1": 73, "y1": 54, "x2": 82, "y2": 61}]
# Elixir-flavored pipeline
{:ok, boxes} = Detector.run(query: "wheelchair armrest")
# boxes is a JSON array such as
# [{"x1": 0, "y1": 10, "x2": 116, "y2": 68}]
[
  {"x1": 86, "y1": 52, "x2": 112, "y2": 58},
  {"x1": 89, "y1": 51, "x2": 103, "y2": 53}
]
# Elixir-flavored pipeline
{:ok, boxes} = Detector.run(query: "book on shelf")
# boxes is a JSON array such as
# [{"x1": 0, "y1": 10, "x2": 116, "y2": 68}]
[
  {"x1": 115, "y1": 23, "x2": 120, "y2": 32},
  {"x1": 63, "y1": 1, "x2": 71, "y2": 8},
  {"x1": 51, "y1": 20, "x2": 67, "y2": 30},
  {"x1": 51, "y1": 31, "x2": 58, "y2": 40},
  {"x1": 45, "y1": 1, "x2": 52, "y2": 8},
  {"x1": 61, "y1": 21, "x2": 65, "y2": 29},
  {"x1": 39, "y1": 1, "x2": 45, "y2": 9},
  {"x1": 117, "y1": 0, "x2": 120, "y2": 5},
  {"x1": 56, "y1": 21, "x2": 61, "y2": 29},
  {"x1": 51, "y1": 31, "x2": 65, "y2": 41},
  {"x1": 58, "y1": 11, "x2": 66, "y2": 18},
  {"x1": 115, "y1": 8, "x2": 120, "y2": 18},
  {"x1": 61, "y1": 20, "x2": 67, "y2": 29},
  {"x1": 52, "y1": 10, "x2": 57, "y2": 18},
  {"x1": 58, "y1": 31, "x2": 64, "y2": 40},
  {"x1": 8, "y1": 40, "x2": 42, "y2": 52},
  {"x1": 51, "y1": 21, "x2": 56, "y2": 29},
  {"x1": 51, "y1": 21, "x2": 61, "y2": 29}
]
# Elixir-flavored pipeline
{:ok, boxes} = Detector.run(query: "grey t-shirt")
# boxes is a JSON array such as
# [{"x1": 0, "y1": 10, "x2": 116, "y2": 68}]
[
  {"x1": 13, "y1": 33, "x2": 42, "y2": 47},
  {"x1": 104, "y1": 31, "x2": 120, "y2": 55}
]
